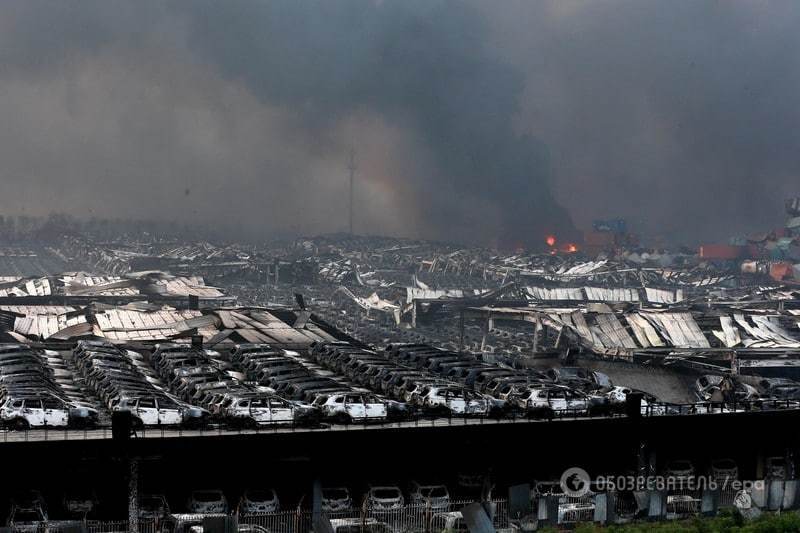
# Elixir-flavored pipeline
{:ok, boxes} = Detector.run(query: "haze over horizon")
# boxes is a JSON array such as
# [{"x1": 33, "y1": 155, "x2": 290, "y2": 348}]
[{"x1": 0, "y1": 1, "x2": 798, "y2": 247}]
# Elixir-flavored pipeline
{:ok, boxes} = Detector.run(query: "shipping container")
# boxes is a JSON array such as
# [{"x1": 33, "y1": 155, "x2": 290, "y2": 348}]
[{"x1": 698, "y1": 244, "x2": 746, "y2": 260}]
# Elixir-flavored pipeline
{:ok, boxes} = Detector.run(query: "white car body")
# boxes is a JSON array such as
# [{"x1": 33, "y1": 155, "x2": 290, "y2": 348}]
[
  {"x1": 415, "y1": 386, "x2": 489, "y2": 416},
  {"x1": 401, "y1": 380, "x2": 443, "y2": 403},
  {"x1": 224, "y1": 396, "x2": 296, "y2": 426},
  {"x1": 605, "y1": 386, "x2": 633, "y2": 404},
  {"x1": 516, "y1": 387, "x2": 588, "y2": 414},
  {"x1": 313, "y1": 393, "x2": 387, "y2": 422},
  {"x1": 112, "y1": 397, "x2": 184, "y2": 426},
  {"x1": 605, "y1": 387, "x2": 662, "y2": 415},
  {"x1": 1, "y1": 397, "x2": 69, "y2": 428}
]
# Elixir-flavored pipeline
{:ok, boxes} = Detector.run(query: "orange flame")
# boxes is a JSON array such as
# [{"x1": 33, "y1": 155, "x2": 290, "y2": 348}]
[
  {"x1": 566, "y1": 243, "x2": 578, "y2": 253},
  {"x1": 545, "y1": 235, "x2": 556, "y2": 247}
]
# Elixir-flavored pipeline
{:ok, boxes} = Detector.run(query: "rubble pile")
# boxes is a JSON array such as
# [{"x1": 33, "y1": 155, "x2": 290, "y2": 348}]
[{"x1": 0, "y1": 211, "x2": 797, "y2": 415}]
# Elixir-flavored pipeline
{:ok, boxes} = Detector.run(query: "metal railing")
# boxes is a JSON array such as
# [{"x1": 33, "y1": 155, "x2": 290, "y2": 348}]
[
  {"x1": 557, "y1": 494, "x2": 595, "y2": 524},
  {"x1": 239, "y1": 510, "x2": 311, "y2": 533},
  {"x1": 612, "y1": 491, "x2": 639, "y2": 521},
  {"x1": 1, "y1": 399, "x2": 799, "y2": 443},
  {"x1": 718, "y1": 486, "x2": 739, "y2": 508},
  {"x1": 92, "y1": 520, "x2": 157, "y2": 533},
  {"x1": 665, "y1": 489, "x2": 701, "y2": 518},
  {"x1": 6, "y1": 483, "x2": 799, "y2": 532},
  {"x1": 239, "y1": 500, "x2": 508, "y2": 533},
  {"x1": 10, "y1": 520, "x2": 157, "y2": 533}
]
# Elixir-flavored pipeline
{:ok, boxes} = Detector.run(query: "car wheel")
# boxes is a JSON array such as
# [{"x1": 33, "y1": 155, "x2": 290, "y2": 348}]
[{"x1": 12, "y1": 418, "x2": 29, "y2": 431}]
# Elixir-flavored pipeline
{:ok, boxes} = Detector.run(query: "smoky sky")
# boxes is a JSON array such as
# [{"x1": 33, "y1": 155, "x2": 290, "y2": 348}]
[{"x1": 0, "y1": 1, "x2": 798, "y2": 246}]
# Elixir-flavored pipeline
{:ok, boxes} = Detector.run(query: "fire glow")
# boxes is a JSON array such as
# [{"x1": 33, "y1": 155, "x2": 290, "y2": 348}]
[{"x1": 545, "y1": 235, "x2": 556, "y2": 247}]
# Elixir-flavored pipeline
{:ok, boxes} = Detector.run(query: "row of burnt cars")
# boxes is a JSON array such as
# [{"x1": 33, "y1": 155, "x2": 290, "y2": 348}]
[
  {"x1": 11, "y1": 338, "x2": 800, "y2": 430},
  {"x1": 71, "y1": 340, "x2": 321, "y2": 429},
  {"x1": 75, "y1": 338, "x2": 800, "y2": 431},
  {"x1": 69, "y1": 340, "x2": 648, "y2": 429},
  {"x1": 0, "y1": 339, "x2": 656, "y2": 430},
  {"x1": 303, "y1": 342, "x2": 641, "y2": 419},
  {"x1": 695, "y1": 374, "x2": 800, "y2": 407},
  {"x1": 4, "y1": 479, "x2": 472, "y2": 528},
  {"x1": 0, "y1": 344, "x2": 99, "y2": 429},
  {"x1": 228, "y1": 340, "x2": 639, "y2": 422},
  {"x1": 305, "y1": 343, "x2": 800, "y2": 420},
  {"x1": 69, "y1": 340, "x2": 397, "y2": 429}
]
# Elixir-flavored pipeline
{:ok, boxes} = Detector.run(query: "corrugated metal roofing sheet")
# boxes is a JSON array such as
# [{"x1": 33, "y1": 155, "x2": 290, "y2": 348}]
[
  {"x1": 644, "y1": 287, "x2": 685, "y2": 304},
  {"x1": 526, "y1": 287, "x2": 584, "y2": 300},
  {"x1": 584, "y1": 287, "x2": 639, "y2": 302},
  {"x1": 639, "y1": 312, "x2": 710, "y2": 348}
]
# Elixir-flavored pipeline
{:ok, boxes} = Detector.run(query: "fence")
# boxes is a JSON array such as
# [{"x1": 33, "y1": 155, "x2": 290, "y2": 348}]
[
  {"x1": 95, "y1": 521, "x2": 156, "y2": 533},
  {"x1": 556, "y1": 494, "x2": 595, "y2": 524},
  {"x1": 1, "y1": 399, "x2": 799, "y2": 443},
  {"x1": 718, "y1": 486, "x2": 739, "y2": 509},
  {"x1": 10, "y1": 520, "x2": 157, "y2": 533},
  {"x1": 7, "y1": 484, "x2": 800, "y2": 532},
  {"x1": 240, "y1": 500, "x2": 508, "y2": 533},
  {"x1": 612, "y1": 491, "x2": 639, "y2": 522},
  {"x1": 241, "y1": 485, "x2": 799, "y2": 531},
  {"x1": 664, "y1": 488, "x2": 701, "y2": 519},
  {"x1": 239, "y1": 510, "x2": 312, "y2": 533}
]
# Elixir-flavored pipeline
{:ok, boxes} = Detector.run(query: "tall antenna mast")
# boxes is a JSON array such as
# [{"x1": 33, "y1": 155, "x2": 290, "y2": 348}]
[{"x1": 348, "y1": 148, "x2": 356, "y2": 234}]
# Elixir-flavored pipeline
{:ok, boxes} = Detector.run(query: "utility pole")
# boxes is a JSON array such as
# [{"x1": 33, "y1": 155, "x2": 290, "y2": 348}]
[{"x1": 348, "y1": 148, "x2": 356, "y2": 235}]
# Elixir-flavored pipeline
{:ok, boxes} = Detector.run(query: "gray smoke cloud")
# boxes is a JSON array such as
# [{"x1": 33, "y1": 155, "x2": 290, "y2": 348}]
[
  {"x1": 485, "y1": 1, "x2": 800, "y2": 244},
  {"x1": 0, "y1": 1, "x2": 798, "y2": 246}
]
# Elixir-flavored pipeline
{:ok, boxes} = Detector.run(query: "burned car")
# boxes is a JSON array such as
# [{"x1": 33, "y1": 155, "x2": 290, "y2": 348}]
[
  {"x1": 62, "y1": 488, "x2": 99, "y2": 518},
  {"x1": 364, "y1": 486, "x2": 404, "y2": 511},
  {"x1": 1, "y1": 395, "x2": 69, "y2": 429},
  {"x1": 321, "y1": 487, "x2": 352, "y2": 512},
  {"x1": 6, "y1": 491, "x2": 49, "y2": 531},
  {"x1": 238, "y1": 489, "x2": 280, "y2": 514},
  {"x1": 138, "y1": 494, "x2": 171, "y2": 521},
  {"x1": 409, "y1": 482, "x2": 450, "y2": 511},
  {"x1": 695, "y1": 375, "x2": 759, "y2": 403},
  {"x1": 219, "y1": 393, "x2": 318, "y2": 427},
  {"x1": 311, "y1": 392, "x2": 388, "y2": 423},
  {"x1": 109, "y1": 395, "x2": 208, "y2": 428},
  {"x1": 411, "y1": 385, "x2": 490, "y2": 416},
  {"x1": 186, "y1": 490, "x2": 229, "y2": 514},
  {"x1": 514, "y1": 385, "x2": 604, "y2": 417}
]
